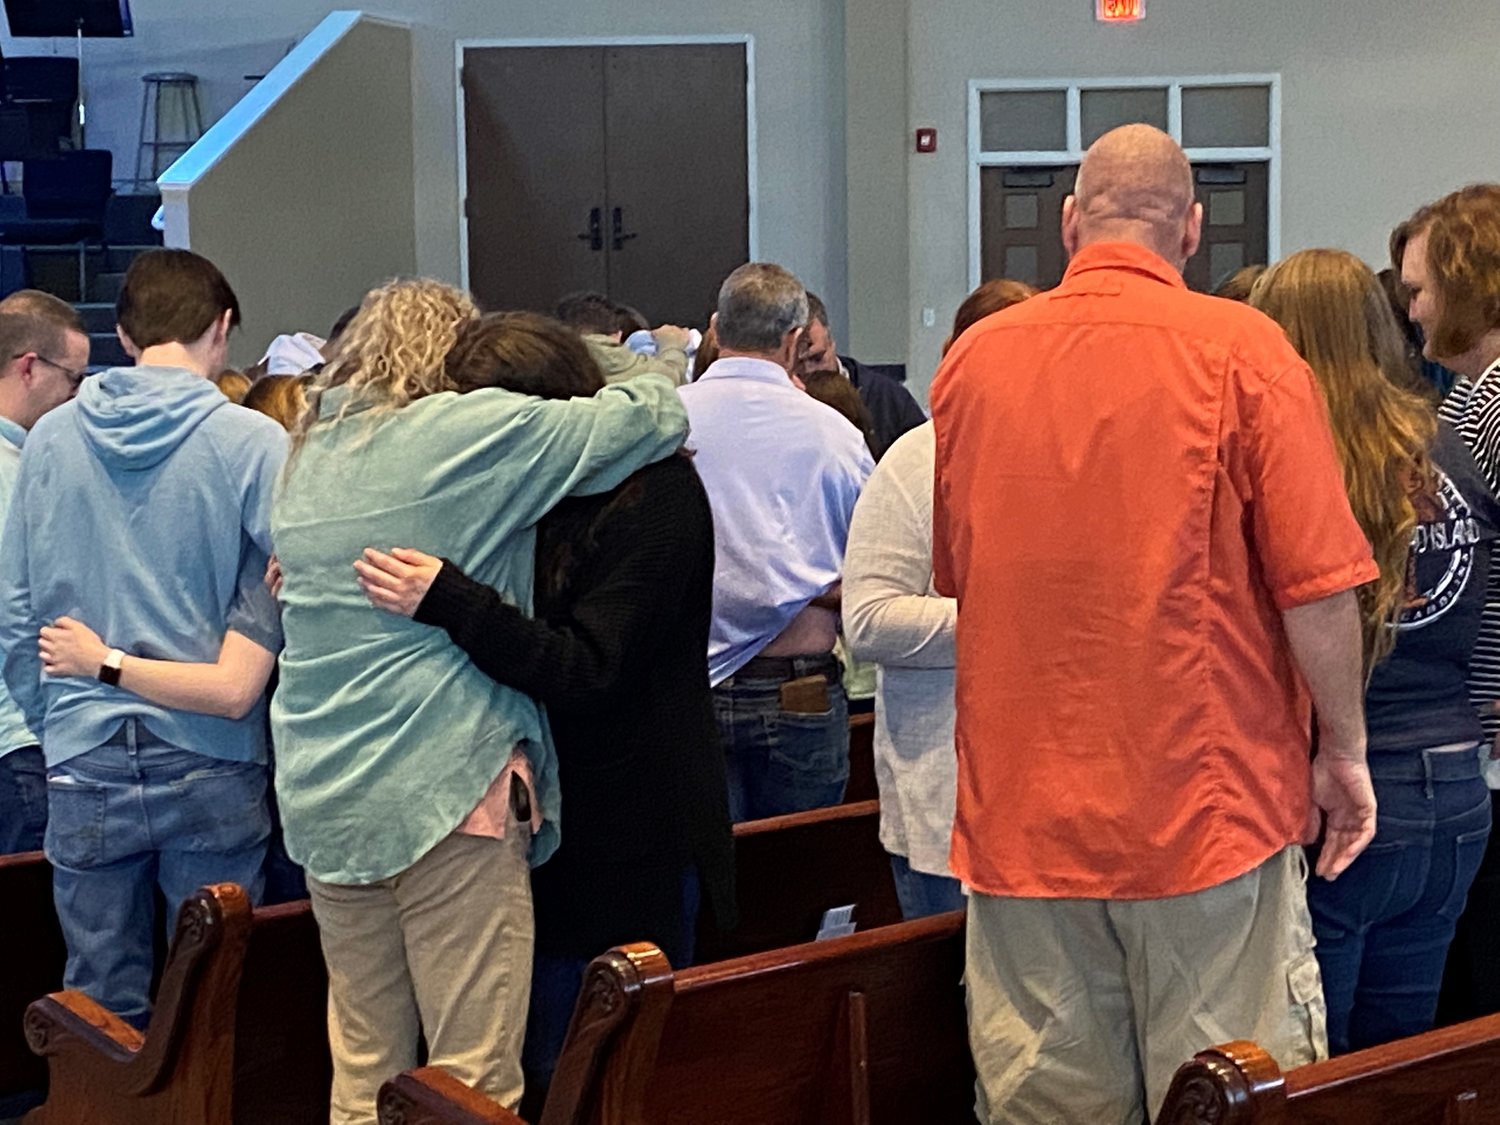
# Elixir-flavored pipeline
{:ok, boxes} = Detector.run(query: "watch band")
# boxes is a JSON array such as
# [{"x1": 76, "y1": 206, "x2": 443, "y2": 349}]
[{"x1": 98, "y1": 648, "x2": 125, "y2": 687}]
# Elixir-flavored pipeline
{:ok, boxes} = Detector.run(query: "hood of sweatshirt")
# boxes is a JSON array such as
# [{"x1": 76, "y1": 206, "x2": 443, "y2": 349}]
[{"x1": 74, "y1": 366, "x2": 226, "y2": 472}]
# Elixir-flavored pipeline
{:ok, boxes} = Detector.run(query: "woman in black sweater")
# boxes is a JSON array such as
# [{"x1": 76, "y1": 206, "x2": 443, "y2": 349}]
[{"x1": 353, "y1": 312, "x2": 733, "y2": 1095}]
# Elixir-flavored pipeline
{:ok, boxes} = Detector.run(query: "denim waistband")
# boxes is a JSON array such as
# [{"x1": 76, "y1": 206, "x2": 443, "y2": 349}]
[
  {"x1": 1365, "y1": 745, "x2": 1483, "y2": 785},
  {"x1": 98, "y1": 717, "x2": 173, "y2": 752}
]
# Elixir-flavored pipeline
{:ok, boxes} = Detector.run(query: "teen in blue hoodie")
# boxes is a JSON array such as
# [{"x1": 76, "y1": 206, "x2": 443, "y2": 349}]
[{"x1": 0, "y1": 250, "x2": 286, "y2": 1028}]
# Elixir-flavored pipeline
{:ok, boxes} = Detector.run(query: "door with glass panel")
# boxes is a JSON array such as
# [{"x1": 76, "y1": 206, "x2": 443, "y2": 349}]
[{"x1": 974, "y1": 77, "x2": 1276, "y2": 294}]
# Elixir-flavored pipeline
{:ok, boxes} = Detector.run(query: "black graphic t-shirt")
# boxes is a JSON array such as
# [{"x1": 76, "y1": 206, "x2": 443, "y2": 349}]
[{"x1": 1366, "y1": 423, "x2": 1500, "y2": 754}]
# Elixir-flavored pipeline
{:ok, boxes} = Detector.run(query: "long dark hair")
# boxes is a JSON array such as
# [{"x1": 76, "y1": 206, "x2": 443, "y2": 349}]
[{"x1": 444, "y1": 311, "x2": 655, "y2": 599}]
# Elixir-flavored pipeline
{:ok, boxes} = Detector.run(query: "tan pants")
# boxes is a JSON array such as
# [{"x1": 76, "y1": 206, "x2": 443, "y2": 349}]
[
  {"x1": 307, "y1": 827, "x2": 534, "y2": 1125},
  {"x1": 965, "y1": 846, "x2": 1327, "y2": 1125}
]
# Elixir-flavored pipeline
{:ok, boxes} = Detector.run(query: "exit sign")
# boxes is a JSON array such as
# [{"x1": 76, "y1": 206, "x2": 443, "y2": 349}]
[{"x1": 1097, "y1": 0, "x2": 1144, "y2": 21}]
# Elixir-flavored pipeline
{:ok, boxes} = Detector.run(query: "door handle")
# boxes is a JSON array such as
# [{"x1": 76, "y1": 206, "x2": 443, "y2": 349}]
[
  {"x1": 576, "y1": 207, "x2": 603, "y2": 251},
  {"x1": 612, "y1": 207, "x2": 638, "y2": 251}
]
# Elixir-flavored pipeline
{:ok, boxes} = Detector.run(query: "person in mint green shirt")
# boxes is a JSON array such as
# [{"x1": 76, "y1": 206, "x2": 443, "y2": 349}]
[
  {"x1": 270, "y1": 281, "x2": 690, "y2": 1123},
  {"x1": 0, "y1": 289, "x2": 91, "y2": 854}
]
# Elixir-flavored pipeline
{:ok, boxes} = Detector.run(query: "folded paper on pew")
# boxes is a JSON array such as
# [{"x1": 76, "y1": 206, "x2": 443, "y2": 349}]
[{"x1": 817, "y1": 904, "x2": 857, "y2": 941}]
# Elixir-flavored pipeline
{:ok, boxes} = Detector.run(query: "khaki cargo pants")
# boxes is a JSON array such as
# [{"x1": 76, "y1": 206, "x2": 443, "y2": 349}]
[{"x1": 965, "y1": 846, "x2": 1327, "y2": 1124}]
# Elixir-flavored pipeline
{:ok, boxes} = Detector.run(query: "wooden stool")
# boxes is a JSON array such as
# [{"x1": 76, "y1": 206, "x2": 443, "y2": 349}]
[{"x1": 135, "y1": 73, "x2": 204, "y2": 187}]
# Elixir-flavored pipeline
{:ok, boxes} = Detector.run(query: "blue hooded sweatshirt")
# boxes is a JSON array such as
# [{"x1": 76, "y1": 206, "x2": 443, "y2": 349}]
[{"x1": 0, "y1": 366, "x2": 287, "y2": 767}]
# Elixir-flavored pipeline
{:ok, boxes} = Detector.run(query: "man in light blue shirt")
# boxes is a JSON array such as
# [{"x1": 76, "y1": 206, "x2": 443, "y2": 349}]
[
  {"x1": 0, "y1": 290, "x2": 90, "y2": 854},
  {"x1": 680, "y1": 263, "x2": 874, "y2": 820},
  {"x1": 0, "y1": 251, "x2": 285, "y2": 1028}
]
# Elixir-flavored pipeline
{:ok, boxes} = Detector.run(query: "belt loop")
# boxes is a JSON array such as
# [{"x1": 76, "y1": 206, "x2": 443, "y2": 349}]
[{"x1": 1422, "y1": 749, "x2": 1435, "y2": 801}]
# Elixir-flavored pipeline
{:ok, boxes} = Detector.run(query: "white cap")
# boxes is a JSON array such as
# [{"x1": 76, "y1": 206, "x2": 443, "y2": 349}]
[{"x1": 259, "y1": 332, "x2": 327, "y2": 376}]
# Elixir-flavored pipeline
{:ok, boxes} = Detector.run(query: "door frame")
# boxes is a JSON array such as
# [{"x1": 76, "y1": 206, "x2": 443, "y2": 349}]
[
  {"x1": 966, "y1": 74, "x2": 1281, "y2": 290},
  {"x1": 455, "y1": 34, "x2": 759, "y2": 293}
]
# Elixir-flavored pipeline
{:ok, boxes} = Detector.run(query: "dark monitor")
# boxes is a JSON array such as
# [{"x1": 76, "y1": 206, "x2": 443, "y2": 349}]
[{"x1": 3, "y1": 0, "x2": 133, "y2": 39}]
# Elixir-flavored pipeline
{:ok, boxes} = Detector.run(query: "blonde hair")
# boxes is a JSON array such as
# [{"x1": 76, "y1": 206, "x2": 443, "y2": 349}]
[
  {"x1": 1250, "y1": 249, "x2": 1437, "y2": 669},
  {"x1": 242, "y1": 373, "x2": 310, "y2": 431},
  {"x1": 288, "y1": 279, "x2": 478, "y2": 459},
  {"x1": 213, "y1": 369, "x2": 252, "y2": 404}
]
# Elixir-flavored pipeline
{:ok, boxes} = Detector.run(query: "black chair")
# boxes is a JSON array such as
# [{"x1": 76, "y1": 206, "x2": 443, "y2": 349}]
[
  {"x1": 0, "y1": 50, "x2": 78, "y2": 193},
  {"x1": 0, "y1": 148, "x2": 112, "y2": 299}
]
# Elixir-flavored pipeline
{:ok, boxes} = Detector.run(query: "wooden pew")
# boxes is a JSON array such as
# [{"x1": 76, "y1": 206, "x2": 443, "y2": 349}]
[
  {"x1": 1156, "y1": 1014, "x2": 1500, "y2": 1124},
  {"x1": 379, "y1": 910, "x2": 975, "y2": 1125},
  {"x1": 844, "y1": 711, "x2": 877, "y2": 804},
  {"x1": 22, "y1": 883, "x2": 330, "y2": 1124},
  {"x1": 697, "y1": 798, "x2": 902, "y2": 963},
  {"x1": 0, "y1": 852, "x2": 63, "y2": 1111},
  {"x1": 11, "y1": 796, "x2": 894, "y2": 1121}
]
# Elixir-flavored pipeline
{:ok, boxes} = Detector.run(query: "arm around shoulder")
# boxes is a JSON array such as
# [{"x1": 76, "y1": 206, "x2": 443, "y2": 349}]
[{"x1": 545, "y1": 374, "x2": 690, "y2": 498}]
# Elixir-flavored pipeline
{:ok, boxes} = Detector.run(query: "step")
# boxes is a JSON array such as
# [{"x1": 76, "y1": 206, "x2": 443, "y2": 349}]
[
  {"x1": 77, "y1": 302, "x2": 115, "y2": 334},
  {"x1": 87, "y1": 331, "x2": 130, "y2": 372},
  {"x1": 90, "y1": 271, "x2": 126, "y2": 304}
]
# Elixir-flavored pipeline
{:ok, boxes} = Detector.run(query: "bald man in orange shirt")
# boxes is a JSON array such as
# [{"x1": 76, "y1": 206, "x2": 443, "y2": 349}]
[{"x1": 931, "y1": 125, "x2": 1379, "y2": 1123}]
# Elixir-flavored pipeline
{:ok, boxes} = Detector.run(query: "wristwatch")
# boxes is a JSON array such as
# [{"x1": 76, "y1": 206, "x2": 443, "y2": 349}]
[{"x1": 98, "y1": 648, "x2": 125, "y2": 687}]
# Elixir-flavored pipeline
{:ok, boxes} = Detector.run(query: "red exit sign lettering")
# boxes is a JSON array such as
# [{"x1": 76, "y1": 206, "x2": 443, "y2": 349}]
[{"x1": 1097, "y1": 0, "x2": 1144, "y2": 21}]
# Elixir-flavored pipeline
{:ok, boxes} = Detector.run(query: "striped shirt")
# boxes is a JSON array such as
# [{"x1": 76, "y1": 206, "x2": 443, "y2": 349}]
[{"x1": 1438, "y1": 356, "x2": 1500, "y2": 781}]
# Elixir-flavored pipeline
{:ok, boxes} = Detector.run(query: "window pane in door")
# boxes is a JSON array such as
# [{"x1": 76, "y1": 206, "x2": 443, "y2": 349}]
[
  {"x1": 1080, "y1": 87, "x2": 1168, "y2": 147},
  {"x1": 1209, "y1": 242, "x2": 1246, "y2": 289},
  {"x1": 1004, "y1": 244, "x2": 1040, "y2": 284},
  {"x1": 1004, "y1": 194, "x2": 1039, "y2": 229},
  {"x1": 980, "y1": 90, "x2": 1067, "y2": 152},
  {"x1": 1208, "y1": 189, "x2": 1246, "y2": 227},
  {"x1": 1181, "y1": 85, "x2": 1270, "y2": 148}
]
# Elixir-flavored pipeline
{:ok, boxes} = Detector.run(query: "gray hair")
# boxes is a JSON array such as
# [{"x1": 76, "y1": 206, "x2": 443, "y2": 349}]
[{"x1": 715, "y1": 263, "x2": 809, "y2": 352}]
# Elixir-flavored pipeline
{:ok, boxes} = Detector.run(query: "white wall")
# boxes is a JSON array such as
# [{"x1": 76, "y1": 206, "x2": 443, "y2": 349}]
[
  {"x1": 1, "y1": 1, "x2": 850, "y2": 345},
  {"x1": 844, "y1": 0, "x2": 908, "y2": 365},
  {"x1": 901, "y1": 0, "x2": 1500, "y2": 401},
  {"x1": 160, "y1": 15, "x2": 416, "y2": 369}
]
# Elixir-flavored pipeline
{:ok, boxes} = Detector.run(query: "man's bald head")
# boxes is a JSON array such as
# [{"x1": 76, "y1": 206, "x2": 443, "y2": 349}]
[{"x1": 1063, "y1": 124, "x2": 1202, "y2": 270}]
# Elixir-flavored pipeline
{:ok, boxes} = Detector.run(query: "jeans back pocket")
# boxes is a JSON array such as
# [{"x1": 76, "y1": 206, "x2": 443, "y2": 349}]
[{"x1": 44, "y1": 774, "x2": 107, "y2": 869}]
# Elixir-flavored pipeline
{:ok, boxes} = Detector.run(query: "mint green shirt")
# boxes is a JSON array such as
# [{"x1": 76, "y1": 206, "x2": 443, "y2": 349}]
[
  {"x1": 0, "y1": 414, "x2": 35, "y2": 757},
  {"x1": 270, "y1": 376, "x2": 689, "y2": 884}
]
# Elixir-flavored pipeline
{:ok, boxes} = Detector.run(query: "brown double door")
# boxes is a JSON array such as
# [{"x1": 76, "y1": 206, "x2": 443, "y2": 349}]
[
  {"x1": 980, "y1": 161, "x2": 1268, "y2": 293},
  {"x1": 462, "y1": 43, "x2": 749, "y2": 325}
]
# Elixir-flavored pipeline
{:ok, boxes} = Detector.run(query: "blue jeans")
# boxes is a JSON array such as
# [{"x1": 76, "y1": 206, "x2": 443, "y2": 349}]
[
  {"x1": 889, "y1": 853, "x2": 965, "y2": 920},
  {"x1": 0, "y1": 745, "x2": 46, "y2": 854},
  {"x1": 45, "y1": 719, "x2": 270, "y2": 1027},
  {"x1": 1308, "y1": 747, "x2": 1491, "y2": 1054},
  {"x1": 714, "y1": 657, "x2": 849, "y2": 822}
]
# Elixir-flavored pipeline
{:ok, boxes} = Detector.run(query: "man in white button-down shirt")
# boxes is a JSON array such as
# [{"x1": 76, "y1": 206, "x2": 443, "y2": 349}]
[{"x1": 680, "y1": 263, "x2": 874, "y2": 821}]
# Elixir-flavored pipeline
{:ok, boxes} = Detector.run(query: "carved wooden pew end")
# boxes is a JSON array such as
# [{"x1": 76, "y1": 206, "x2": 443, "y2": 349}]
[
  {"x1": 21, "y1": 883, "x2": 330, "y2": 1125},
  {"x1": 379, "y1": 912, "x2": 973, "y2": 1125},
  {"x1": 1156, "y1": 1013, "x2": 1500, "y2": 1125}
]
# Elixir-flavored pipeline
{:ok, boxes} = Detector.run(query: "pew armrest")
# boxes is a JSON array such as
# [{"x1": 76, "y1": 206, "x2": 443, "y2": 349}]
[
  {"x1": 543, "y1": 943, "x2": 675, "y2": 1125},
  {"x1": 24, "y1": 989, "x2": 145, "y2": 1065},
  {"x1": 1154, "y1": 1040, "x2": 1286, "y2": 1125},
  {"x1": 24, "y1": 884, "x2": 253, "y2": 1100},
  {"x1": 379, "y1": 1067, "x2": 527, "y2": 1125}
]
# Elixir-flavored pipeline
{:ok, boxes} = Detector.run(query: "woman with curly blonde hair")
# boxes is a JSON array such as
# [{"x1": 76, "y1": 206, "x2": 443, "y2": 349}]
[
  {"x1": 1252, "y1": 249, "x2": 1500, "y2": 1053},
  {"x1": 269, "y1": 279, "x2": 689, "y2": 1122}
]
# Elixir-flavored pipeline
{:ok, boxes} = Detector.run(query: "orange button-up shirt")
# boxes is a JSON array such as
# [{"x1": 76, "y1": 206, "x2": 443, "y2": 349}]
[{"x1": 931, "y1": 242, "x2": 1378, "y2": 900}]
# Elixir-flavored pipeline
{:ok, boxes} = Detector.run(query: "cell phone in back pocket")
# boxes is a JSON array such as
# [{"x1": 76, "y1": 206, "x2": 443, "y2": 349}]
[{"x1": 779, "y1": 674, "x2": 830, "y2": 714}]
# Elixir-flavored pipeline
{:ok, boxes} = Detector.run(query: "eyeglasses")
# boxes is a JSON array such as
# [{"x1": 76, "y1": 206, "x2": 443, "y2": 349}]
[{"x1": 20, "y1": 354, "x2": 88, "y2": 390}]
